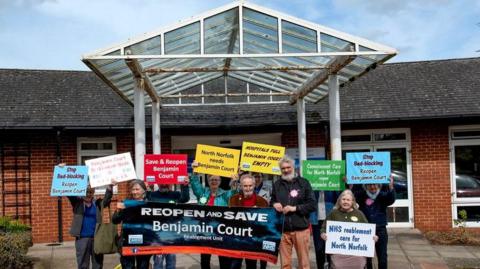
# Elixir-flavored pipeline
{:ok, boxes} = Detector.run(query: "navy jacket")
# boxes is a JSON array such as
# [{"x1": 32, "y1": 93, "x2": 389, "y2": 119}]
[{"x1": 354, "y1": 186, "x2": 396, "y2": 227}]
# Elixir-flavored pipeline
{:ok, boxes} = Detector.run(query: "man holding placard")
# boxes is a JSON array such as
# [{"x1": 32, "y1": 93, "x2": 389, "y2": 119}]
[
  {"x1": 353, "y1": 177, "x2": 395, "y2": 269},
  {"x1": 301, "y1": 160, "x2": 345, "y2": 269},
  {"x1": 271, "y1": 155, "x2": 316, "y2": 269},
  {"x1": 346, "y1": 151, "x2": 395, "y2": 269}
]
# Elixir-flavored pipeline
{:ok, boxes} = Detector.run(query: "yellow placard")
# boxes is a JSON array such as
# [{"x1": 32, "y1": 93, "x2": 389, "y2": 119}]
[
  {"x1": 194, "y1": 144, "x2": 240, "y2": 178},
  {"x1": 240, "y1": 142, "x2": 285, "y2": 175}
]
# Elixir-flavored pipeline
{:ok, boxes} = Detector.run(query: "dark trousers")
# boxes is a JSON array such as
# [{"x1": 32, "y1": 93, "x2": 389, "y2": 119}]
[
  {"x1": 367, "y1": 226, "x2": 388, "y2": 269},
  {"x1": 75, "y1": 237, "x2": 103, "y2": 269},
  {"x1": 120, "y1": 255, "x2": 152, "y2": 269},
  {"x1": 201, "y1": 254, "x2": 231, "y2": 269},
  {"x1": 231, "y1": 258, "x2": 266, "y2": 269},
  {"x1": 311, "y1": 222, "x2": 326, "y2": 269}
]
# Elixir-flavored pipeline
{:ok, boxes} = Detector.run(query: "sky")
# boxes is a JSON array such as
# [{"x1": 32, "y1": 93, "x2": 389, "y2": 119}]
[{"x1": 0, "y1": 0, "x2": 479, "y2": 71}]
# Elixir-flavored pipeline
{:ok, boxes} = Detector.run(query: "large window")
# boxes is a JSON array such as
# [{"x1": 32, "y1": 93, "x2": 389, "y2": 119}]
[
  {"x1": 450, "y1": 126, "x2": 480, "y2": 227},
  {"x1": 77, "y1": 137, "x2": 117, "y2": 194}
]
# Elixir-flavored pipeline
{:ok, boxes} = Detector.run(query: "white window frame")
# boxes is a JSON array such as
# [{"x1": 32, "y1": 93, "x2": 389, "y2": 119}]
[
  {"x1": 449, "y1": 125, "x2": 480, "y2": 227},
  {"x1": 77, "y1": 137, "x2": 117, "y2": 194},
  {"x1": 342, "y1": 128, "x2": 414, "y2": 228}
]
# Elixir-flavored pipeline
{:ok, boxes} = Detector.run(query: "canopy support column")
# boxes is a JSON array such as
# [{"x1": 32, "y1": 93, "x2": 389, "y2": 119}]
[
  {"x1": 297, "y1": 98, "x2": 307, "y2": 175},
  {"x1": 328, "y1": 74, "x2": 341, "y2": 161},
  {"x1": 134, "y1": 79, "x2": 146, "y2": 179},
  {"x1": 152, "y1": 101, "x2": 161, "y2": 154}
]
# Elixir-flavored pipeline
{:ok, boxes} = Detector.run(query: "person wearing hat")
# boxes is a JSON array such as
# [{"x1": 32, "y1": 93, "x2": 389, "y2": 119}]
[{"x1": 352, "y1": 177, "x2": 395, "y2": 269}]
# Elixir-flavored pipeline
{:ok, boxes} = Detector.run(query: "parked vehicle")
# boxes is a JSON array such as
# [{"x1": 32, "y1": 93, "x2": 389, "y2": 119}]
[
  {"x1": 456, "y1": 174, "x2": 480, "y2": 198},
  {"x1": 391, "y1": 170, "x2": 408, "y2": 199}
]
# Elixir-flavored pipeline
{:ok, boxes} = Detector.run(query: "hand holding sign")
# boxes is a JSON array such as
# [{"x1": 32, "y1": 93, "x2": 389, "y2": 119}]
[
  {"x1": 346, "y1": 152, "x2": 390, "y2": 184},
  {"x1": 85, "y1": 153, "x2": 136, "y2": 188},
  {"x1": 240, "y1": 142, "x2": 285, "y2": 175},
  {"x1": 144, "y1": 154, "x2": 188, "y2": 185},
  {"x1": 194, "y1": 145, "x2": 240, "y2": 178}
]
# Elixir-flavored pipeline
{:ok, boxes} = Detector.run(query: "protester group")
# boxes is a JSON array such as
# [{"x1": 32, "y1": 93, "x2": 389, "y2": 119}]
[{"x1": 52, "y1": 142, "x2": 396, "y2": 269}]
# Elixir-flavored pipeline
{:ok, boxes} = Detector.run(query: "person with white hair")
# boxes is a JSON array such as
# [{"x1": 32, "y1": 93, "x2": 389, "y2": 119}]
[
  {"x1": 270, "y1": 155, "x2": 316, "y2": 269},
  {"x1": 353, "y1": 177, "x2": 395, "y2": 269},
  {"x1": 320, "y1": 189, "x2": 375, "y2": 269},
  {"x1": 229, "y1": 174, "x2": 269, "y2": 269}
]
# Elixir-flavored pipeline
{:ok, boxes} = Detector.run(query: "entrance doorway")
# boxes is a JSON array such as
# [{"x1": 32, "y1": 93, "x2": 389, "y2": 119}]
[{"x1": 341, "y1": 129, "x2": 413, "y2": 227}]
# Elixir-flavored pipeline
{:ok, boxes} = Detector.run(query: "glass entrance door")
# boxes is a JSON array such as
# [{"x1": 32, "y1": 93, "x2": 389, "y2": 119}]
[{"x1": 342, "y1": 145, "x2": 413, "y2": 227}]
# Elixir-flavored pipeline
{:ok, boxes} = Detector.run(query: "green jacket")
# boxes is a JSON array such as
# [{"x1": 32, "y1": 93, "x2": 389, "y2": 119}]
[{"x1": 190, "y1": 175, "x2": 236, "y2": 206}]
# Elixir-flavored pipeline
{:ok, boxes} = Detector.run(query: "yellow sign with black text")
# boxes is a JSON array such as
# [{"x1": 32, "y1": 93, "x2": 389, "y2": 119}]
[
  {"x1": 194, "y1": 144, "x2": 240, "y2": 177},
  {"x1": 240, "y1": 142, "x2": 285, "y2": 175}
]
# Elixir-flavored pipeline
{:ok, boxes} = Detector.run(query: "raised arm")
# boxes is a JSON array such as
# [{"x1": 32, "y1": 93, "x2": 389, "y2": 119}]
[{"x1": 178, "y1": 183, "x2": 190, "y2": 203}]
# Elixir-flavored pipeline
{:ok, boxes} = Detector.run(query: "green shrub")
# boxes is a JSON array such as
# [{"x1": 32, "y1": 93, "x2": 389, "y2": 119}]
[
  {"x1": 0, "y1": 217, "x2": 32, "y2": 268},
  {"x1": 0, "y1": 216, "x2": 31, "y2": 233},
  {"x1": 0, "y1": 232, "x2": 32, "y2": 268}
]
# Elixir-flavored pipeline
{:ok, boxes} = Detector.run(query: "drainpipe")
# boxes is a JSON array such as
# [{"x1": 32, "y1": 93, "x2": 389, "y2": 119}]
[{"x1": 55, "y1": 128, "x2": 63, "y2": 242}]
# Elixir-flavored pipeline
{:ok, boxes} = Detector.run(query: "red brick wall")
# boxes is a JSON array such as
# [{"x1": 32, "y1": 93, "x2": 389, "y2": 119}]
[
  {"x1": 281, "y1": 125, "x2": 326, "y2": 148},
  {"x1": 0, "y1": 131, "x2": 137, "y2": 243},
  {"x1": 411, "y1": 123, "x2": 452, "y2": 231},
  {"x1": 2, "y1": 123, "x2": 475, "y2": 243}
]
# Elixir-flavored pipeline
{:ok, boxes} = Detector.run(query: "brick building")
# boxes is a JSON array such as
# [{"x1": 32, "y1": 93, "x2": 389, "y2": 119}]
[{"x1": 1, "y1": 57, "x2": 479, "y2": 243}]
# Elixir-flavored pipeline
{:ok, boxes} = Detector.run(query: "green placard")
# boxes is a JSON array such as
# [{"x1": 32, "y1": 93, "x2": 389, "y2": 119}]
[{"x1": 302, "y1": 160, "x2": 345, "y2": 191}]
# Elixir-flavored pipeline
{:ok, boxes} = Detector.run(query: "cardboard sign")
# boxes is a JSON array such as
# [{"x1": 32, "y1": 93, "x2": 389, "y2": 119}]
[
  {"x1": 302, "y1": 160, "x2": 345, "y2": 191},
  {"x1": 240, "y1": 142, "x2": 285, "y2": 175},
  {"x1": 325, "y1": 221, "x2": 376, "y2": 257},
  {"x1": 50, "y1": 166, "x2": 88, "y2": 196},
  {"x1": 194, "y1": 144, "x2": 240, "y2": 177},
  {"x1": 346, "y1": 152, "x2": 390, "y2": 184},
  {"x1": 144, "y1": 154, "x2": 188, "y2": 185},
  {"x1": 86, "y1": 153, "x2": 137, "y2": 188}
]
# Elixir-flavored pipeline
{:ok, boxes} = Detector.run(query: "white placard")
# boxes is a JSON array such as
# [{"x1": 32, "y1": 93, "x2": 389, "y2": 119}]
[
  {"x1": 325, "y1": 220, "x2": 376, "y2": 258},
  {"x1": 85, "y1": 153, "x2": 137, "y2": 188}
]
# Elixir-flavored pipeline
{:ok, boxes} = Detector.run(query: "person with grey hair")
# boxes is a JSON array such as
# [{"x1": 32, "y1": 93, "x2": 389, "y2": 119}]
[
  {"x1": 270, "y1": 155, "x2": 316, "y2": 269},
  {"x1": 229, "y1": 174, "x2": 269, "y2": 269},
  {"x1": 352, "y1": 177, "x2": 395, "y2": 269},
  {"x1": 190, "y1": 160, "x2": 238, "y2": 269},
  {"x1": 320, "y1": 189, "x2": 375, "y2": 269},
  {"x1": 113, "y1": 179, "x2": 151, "y2": 269}
]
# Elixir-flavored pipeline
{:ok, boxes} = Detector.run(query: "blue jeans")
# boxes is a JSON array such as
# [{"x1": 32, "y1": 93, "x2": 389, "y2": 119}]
[
  {"x1": 153, "y1": 254, "x2": 176, "y2": 269},
  {"x1": 367, "y1": 226, "x2": 388, "y2": 269}
]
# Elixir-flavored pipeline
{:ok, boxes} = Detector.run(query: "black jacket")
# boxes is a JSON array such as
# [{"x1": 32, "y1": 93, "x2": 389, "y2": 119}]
[{"x1": 270, "y1": 176, "x2": 316, "y2": 232}]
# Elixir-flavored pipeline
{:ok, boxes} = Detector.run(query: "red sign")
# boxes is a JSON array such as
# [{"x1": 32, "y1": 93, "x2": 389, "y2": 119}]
[{"x1": 144, "y1": 154, "x2": 188, "y2": 184}]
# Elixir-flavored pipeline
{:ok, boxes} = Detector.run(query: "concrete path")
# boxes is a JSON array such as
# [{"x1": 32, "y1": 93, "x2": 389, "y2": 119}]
[{"x1": 27, "y1": 228, "x2": 480, "y2": 269}]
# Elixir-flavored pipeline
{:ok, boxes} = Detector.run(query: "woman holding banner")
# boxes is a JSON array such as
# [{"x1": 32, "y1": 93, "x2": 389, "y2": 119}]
[
  {"x1": 321, "y1": 189, "x2": 376, "y2": 269},
  {"x1": 353, "y1": 178, "x2": 395, "y2": 269},
  {"x1": 150, "y1": 182, "x2": 190, "y2": 269},
  {"x1": 190, "y1": 161, "x2": 238, "y2": 269},
  {"x1": 112, "y1": 179, "x2": 151, "y2": 269}
]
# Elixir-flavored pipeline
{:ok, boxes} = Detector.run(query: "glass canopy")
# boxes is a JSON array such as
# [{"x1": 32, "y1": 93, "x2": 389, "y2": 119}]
[{"x1": 83, "y1": 1, "x2": 396, "y2": 106}]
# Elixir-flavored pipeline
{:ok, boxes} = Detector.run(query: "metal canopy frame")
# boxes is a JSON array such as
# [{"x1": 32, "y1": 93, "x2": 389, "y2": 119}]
[
  {"x1": 82, "y1": 1, "x2": 396, "y2": 107},
  {"x1": 82, "y1": 1, "x2": 396, "y2": 178}
]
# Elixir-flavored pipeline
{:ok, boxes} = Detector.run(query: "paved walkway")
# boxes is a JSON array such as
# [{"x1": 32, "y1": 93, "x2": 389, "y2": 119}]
[{"x1": 27, "y1": 229, "x2": 480, "y2": 269}]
